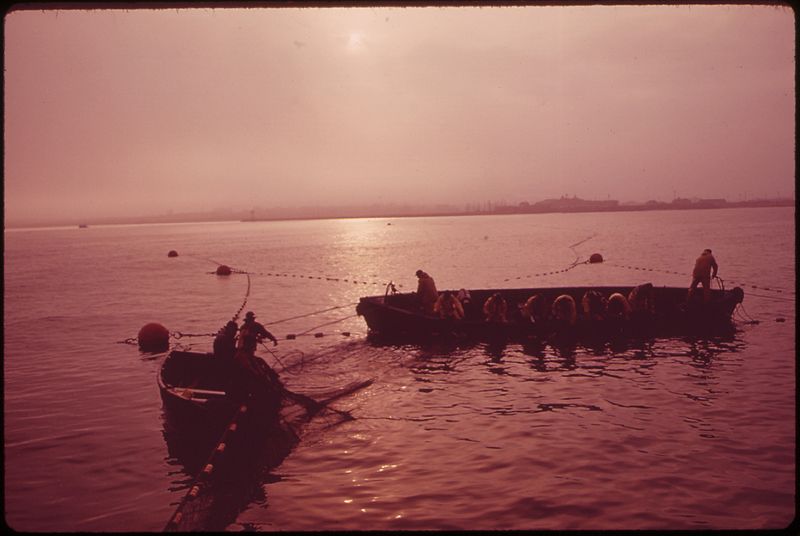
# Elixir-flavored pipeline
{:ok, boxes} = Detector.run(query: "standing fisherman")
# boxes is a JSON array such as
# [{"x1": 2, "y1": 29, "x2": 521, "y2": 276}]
[
  {"x1": 231, "y1": 312, "x2": 281, "y2": 400},
  {"x1": 238, "y1": 311, "x2": 278, "y2": 353},
  {"x1": 688, "y1": 249, "x2": 719, "y2": 304},
  {"x1": 415, "y1": 270, "x2": 439, "y2": 315}
]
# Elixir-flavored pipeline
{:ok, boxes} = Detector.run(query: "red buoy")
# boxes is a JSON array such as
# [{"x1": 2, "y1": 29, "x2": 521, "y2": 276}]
[
  {"x1": 138, "y1": 322, "x2": 170, "y2": 352},
  {"x1": 168, "y1": 250, "x2": 178, "y2": 257},
  {"x1": 216, "y1": 265, "x2": 232, "y2": 276},
  {"x1": 589, "y1": 253, "x2": 604, "y2": 264}
]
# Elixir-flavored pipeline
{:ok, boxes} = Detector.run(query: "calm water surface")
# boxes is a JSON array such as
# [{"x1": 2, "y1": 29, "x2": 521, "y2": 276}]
[{"x1": 4, "y1": 207, "x2": 795, "y2": 531}]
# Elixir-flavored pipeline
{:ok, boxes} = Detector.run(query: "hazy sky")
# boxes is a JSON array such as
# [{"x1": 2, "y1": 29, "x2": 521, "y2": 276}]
[{"x1": 3, "y1": 4, "x2": 795, "y2": 225}]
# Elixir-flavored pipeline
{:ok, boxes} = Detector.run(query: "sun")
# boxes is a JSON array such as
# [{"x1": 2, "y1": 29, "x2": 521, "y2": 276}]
[{"x1": 346, "y1": 32, "x2": 365, "y2": 52}]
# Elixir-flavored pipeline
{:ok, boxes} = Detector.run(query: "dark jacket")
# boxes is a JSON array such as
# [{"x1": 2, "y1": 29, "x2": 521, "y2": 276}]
[{"x1": 238, "y1": 319, "x2": 277, "y2": 353}]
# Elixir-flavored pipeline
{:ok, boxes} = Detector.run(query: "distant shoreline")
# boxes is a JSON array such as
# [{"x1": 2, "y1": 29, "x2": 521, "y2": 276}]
[
  {"x1": 5, "y1": 198, "x2": 795, "y2": 230},
  {"x1": 243, "y1": 199, "x2": 796, "y2": 223}
]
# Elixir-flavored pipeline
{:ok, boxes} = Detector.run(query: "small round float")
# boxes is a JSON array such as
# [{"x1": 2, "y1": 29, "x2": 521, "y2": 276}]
[
  {"x1": 167, "y1": 250, "x2": 178, "y2": 258},
  {"x1": 216, "y1": 265, "x2": 232, "y2": 276},
  {"x1": 589, "y1": 253, "x2": 604, "y2": 264}
]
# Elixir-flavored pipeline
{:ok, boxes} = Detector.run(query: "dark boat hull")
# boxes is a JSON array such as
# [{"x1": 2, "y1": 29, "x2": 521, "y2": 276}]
[
  {"x1": 158, "y1": 351, "x2": 287, "y2": 441},
  {"x1": 356, "y1": 285, "x2": 744, "y2": 341}
]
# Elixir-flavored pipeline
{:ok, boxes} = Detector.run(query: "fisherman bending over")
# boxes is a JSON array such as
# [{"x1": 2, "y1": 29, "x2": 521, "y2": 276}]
[
  {"x1": 213, "y1": 320, "x2": 238, "y2": 361},
  {"x1": 520, "y1": 294, "x2": 549, "y2": 324},
  {"x1": 628, "y1": 283, "x2": 656, "y2": 318},
  {"x1": 605, "y1": 292, "x2": 631, "y2": 320},
  {"x1": 581, "y1": 290, "x2": 606, "y2": 321},
  {"x1": 434, "y1": 290, "x2": 465, "y2": 320},
  {"x1": 483, "y1": 293, "x2": 508, "y2": 323},
  {"x1": 688, "y1": 249, "x2": 719, "y2": 304}
]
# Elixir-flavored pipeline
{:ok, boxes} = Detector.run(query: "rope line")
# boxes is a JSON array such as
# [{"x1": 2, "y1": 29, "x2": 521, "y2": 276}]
[
  {"x1": 605, "y1": 262, "x2": 795, "y2": 295},
  {"x1": 295, "y1": 314, "x2": 360, "y2": 337},
  {"x1": 501, "y1": 260, "x2": 590, "y2": 282},
  {"x1": 265, "y1": 303, "x2": 359, "y2": 326},
  {"x1": 253, "y1": 272, "x2": 402, "y2": 289},
  {"x1": 181, "y1": 252, "x2": 394, "y2": 289},
  {"x1": 739, "y1": 292, "x2": 795, "y2": 302},
  {"x1": 231, "y1": 272, "x2": 251, "y2": 322}
]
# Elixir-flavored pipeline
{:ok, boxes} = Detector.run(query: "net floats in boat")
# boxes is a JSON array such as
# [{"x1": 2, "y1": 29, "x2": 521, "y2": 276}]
[
  {"x1": 167, "y1": 250, "x2": 178, "y2": 257},
  {"x1": 589, "y1": 253, "x2": 604, "y2": 263},
  {"x1": 137, "y1": 323, "x2": 170, "y2": 352},
  {"x1": 215, "y1": 265, "x2": 232, "y2": 276}
]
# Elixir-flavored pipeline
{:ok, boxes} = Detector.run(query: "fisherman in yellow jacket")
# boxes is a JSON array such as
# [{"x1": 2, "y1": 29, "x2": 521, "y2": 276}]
[
  {"x1": 483, "y1": 292, "x2": 508, "y2": 323},
  {"x1": 434, "y1": 290, "x2": 465, "y2": 320}
]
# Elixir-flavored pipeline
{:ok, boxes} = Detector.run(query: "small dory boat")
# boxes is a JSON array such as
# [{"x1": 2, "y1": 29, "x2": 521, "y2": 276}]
[
  {"x1": 356, "y1": 284, "x2": 745, "y2": 340},
  {"x1": 158, "y1": 351, "x2": 288, "y2": 441}
]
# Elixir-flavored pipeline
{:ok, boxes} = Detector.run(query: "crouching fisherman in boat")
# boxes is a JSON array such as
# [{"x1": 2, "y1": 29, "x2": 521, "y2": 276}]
[
  {"x1": 605, "y1": 292, "x2": 631, "y2": 321},
  {"x1": 520, "y1": 294, "x2": 549, "y2": 324},
  {"x1": 213, "y1": 320, "x2": 239, "y2": 361},
  {"x1": 483, "y1": 293, "x2": 508, "y2": 323},
  {"x1": 457, "y1": 288, "x2": 474, "y2": 317},
  {"x1": 628, "y1": 283, "x2": 656, "y2": 319},
  {"x1": 552, "y1": 294, "x2": 577, "y2": 327},
  {"x1": 434, "y1": 290, "x2": 465, "y2": 320},
  {"x1": 581, "y1": 290, "x2": 606, "y2": 321}
]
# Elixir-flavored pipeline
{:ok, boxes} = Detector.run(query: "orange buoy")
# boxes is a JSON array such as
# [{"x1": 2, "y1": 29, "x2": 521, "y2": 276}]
[
  {"x1": 167, "y1": 250, "x2": 178, "y2": 257},
  {"x1": 589, "y1": 253, "x2": 604, "y2": 264},
  {"x1": 216, "y1": 265, "x2": 232, "y2": 276},
  {"x1": 137, "y1": 323, "x2": 169, "y2": 352}
]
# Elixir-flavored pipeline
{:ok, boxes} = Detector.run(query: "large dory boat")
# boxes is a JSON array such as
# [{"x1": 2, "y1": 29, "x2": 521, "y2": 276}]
[{"x1": 356, "y1": 284, "x2": 745, "y2": 340}]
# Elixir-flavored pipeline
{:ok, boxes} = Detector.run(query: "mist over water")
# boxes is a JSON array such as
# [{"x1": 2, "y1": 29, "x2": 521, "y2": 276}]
[{"x1": 3, "y1": 207, "x2": 795, "y2": 531}]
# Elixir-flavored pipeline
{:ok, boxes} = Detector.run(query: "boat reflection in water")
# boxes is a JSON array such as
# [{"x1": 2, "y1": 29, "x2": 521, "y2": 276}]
[
  {"x1": 161, "y1": 406, "x2": 298, "y2": 531},
  {"x1": 159, "y1": 353, "x2": 300, "y2": 532}
]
